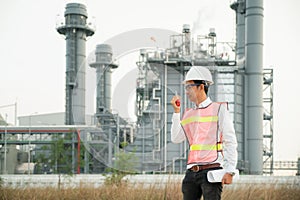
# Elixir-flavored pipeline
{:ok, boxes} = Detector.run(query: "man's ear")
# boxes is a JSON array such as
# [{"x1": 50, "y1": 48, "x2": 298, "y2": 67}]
[{"x1": 199, "y1": 84, "x2": 205, "y2": 91}]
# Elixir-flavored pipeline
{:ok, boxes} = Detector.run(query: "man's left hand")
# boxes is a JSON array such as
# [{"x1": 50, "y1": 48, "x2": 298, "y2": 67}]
[{"x1": 222, "y1": 173, "x2": 233, "y2": 185}]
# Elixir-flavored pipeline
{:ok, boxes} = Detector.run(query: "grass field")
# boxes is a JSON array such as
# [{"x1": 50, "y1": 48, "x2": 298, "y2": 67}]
[{"x1": 1, "y1": 182, "x2": 299, "y2": 200}]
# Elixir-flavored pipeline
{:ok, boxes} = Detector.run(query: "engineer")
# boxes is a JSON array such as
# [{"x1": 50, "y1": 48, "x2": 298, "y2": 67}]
[{"x1": 170, "y1": 66, "x2": 238, "y2": 200}]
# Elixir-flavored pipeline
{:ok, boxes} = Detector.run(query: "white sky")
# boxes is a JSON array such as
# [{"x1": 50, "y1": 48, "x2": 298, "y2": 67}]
[{"x1": 0, "y1": 0, "x2": 300, "y2": 163}]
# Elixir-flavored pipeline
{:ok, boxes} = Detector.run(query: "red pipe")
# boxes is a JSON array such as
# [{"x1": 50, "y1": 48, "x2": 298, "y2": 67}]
[{"x1": 77, "y1": 130, "x2": 80, "y2": 174}]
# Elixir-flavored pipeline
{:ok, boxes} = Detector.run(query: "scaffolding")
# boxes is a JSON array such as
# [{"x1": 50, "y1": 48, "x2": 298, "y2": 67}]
[{"x1": 263, "y1": 69, "x2": 274, "y2": 174}]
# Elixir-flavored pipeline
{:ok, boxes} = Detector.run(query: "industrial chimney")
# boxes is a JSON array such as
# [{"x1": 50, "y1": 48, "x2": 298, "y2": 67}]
[
  {"x1": 89, "y1": 44, "x2": 118, "y2": 123},
  {"x1": 57, "y1": 3, "x2": 95, "y2": 125}
]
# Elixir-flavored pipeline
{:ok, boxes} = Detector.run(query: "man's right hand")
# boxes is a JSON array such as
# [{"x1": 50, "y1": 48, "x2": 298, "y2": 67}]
[{"x1": 171, "y1": 96, "x2": 181, "y2": 113}]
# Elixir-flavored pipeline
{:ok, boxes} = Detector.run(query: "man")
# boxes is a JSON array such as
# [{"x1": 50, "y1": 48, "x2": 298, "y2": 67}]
[{"x1": 170, "y1": 66, "x2": 238, "y2": 200}]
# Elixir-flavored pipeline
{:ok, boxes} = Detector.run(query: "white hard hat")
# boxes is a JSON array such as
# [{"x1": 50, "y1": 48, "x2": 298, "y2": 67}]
[{"x1": 183, "y1": 66, "x2": 214, "y2": 85}]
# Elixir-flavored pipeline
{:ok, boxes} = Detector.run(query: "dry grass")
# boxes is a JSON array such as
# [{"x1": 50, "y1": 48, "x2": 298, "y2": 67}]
[
  {"x1": 0, "y1": 183, "x2": 182, "y2": 200},
  {"x1": 0, "y1": 183, "x2": 299, "y2": 200},
  {"x1": 222, "y1": 184, "x2": 300, "y2": 200}
]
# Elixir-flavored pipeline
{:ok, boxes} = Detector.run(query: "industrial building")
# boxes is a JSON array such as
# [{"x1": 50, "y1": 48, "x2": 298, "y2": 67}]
[{"x1": 2, "y1": 1, "x2": 298, "y2": 176}]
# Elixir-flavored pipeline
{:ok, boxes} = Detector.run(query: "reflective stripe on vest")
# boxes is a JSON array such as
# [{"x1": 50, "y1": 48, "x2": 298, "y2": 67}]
[
  {"x1": 190, "y1": 143, "x2": 223, "y2": 151},
  {"x1": 181, "y1": 116, "x2": 219, "y2": 126}
]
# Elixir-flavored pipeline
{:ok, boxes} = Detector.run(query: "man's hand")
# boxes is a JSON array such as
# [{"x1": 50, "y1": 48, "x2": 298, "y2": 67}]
[
  {"x1": 222, "y1": 173, "x2": 233, "y2": 185},
  {"x1": 170, "y1": 95, "x2": 180, "y2": 113}
]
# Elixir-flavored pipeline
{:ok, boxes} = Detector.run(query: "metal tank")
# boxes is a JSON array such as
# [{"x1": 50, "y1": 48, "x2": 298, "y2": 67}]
[{"x1": 57, "y1": 3, "x2": 95, "y2": 125}]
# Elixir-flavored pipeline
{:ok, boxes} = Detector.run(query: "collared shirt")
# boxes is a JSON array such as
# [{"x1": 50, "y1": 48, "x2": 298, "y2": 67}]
[{"x1": 171, "y1": 97, "x2": 238, "y2": 173}]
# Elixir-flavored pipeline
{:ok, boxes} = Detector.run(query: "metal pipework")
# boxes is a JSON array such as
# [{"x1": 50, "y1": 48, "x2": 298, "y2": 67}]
[{"x1": 231, "y1": 0, "x2": 247, "y2": 170}]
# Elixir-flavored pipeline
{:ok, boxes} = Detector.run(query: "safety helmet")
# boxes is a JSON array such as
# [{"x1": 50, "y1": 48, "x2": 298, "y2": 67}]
[{"x1": 183, "y1": 66, "x2": 214, "y2": 85}]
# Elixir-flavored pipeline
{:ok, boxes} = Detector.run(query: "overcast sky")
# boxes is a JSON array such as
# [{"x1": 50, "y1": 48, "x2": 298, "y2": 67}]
[{"x1": 0, "y1": 0, "x2": 300, "y2": 165}]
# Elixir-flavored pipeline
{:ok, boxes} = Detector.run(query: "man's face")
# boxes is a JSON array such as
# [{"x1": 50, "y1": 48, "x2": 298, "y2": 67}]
[{"x1": 185, "y1": 80, "x2": 199, "y2": 103}]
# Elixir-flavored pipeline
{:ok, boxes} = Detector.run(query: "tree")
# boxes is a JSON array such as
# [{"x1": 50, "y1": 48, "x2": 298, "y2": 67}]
[
  {"x1": 104, "y1": 149, "x2": 138, "y2": 186},
  {"x1": 50, "y1": 133, "x2": 73, "y2": 175}
]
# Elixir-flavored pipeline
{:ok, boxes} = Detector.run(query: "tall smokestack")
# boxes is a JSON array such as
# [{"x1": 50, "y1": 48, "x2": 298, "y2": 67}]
[
  {"x1": 245, "y1": 0, "x2": 264, "y2": 174},
  {"x1": 89, "y1": 44, "x2": 118, "y2": 122},
  {"x1": 57, "y1": 3, "x2": 95, "y2": 125}
]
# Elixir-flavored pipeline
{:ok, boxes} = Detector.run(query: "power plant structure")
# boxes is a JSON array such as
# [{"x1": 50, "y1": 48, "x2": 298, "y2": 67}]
[{"x1": 0, "y1": 0, "x2": 281, "y2": 175}]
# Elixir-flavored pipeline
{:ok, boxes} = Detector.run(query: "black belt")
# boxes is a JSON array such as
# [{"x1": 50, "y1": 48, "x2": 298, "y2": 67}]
[{"x1": 189, "y1": 163, "x2": 221, "y2": 172}]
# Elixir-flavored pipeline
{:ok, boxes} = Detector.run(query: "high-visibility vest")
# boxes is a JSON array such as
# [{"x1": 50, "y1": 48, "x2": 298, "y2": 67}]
[{"x1": 181, "y1": 102, "x2": 226, "y2": 165}]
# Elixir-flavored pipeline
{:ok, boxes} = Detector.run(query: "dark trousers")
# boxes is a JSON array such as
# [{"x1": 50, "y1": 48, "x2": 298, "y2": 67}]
[{"x1": 182, "y1": 168, "x2": 223, "y2": 200}]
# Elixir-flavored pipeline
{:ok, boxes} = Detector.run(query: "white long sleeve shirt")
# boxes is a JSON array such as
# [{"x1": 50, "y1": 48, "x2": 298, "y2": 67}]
[{"x1": 171, "y1": 97, "x2": 238, "y2": 173}]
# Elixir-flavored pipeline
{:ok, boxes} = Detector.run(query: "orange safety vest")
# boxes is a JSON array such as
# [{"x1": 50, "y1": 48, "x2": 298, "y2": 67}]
[{"x1": 181, "y1": 102, "x2": 226, "y2": 165}]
